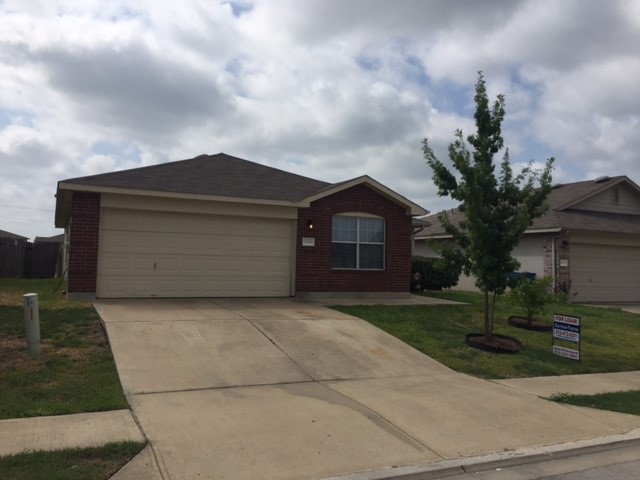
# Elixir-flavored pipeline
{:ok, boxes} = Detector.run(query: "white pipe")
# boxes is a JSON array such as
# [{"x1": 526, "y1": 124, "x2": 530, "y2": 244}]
[
  {"x1": 23, "y1": 293, "x2": 41, "y2": 357},
  {"x1": 550, "y1": 230, "x2": 566, "y2": 287}
]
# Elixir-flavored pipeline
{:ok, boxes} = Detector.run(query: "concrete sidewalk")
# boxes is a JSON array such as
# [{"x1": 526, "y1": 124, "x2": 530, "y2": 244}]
[
  {"x1": 2, "y1": 370, "x2": 634, "y2": 456},
  {"x1": 0, "y1": 410, "x2": 144, "y2": 457},
  {"x1": 495, "y1": 370, "x2": 640, "y2": 398}
]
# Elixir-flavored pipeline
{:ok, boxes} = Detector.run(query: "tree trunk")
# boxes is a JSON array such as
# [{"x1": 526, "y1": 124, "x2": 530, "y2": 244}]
[{"x1": 484, "y1": 291, "x2": 493, "y2": 342}]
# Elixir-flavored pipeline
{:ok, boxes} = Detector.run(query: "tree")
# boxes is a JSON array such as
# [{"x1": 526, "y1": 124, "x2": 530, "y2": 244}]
[{"x1": 422, "y1": 72, "x2": 554, "y2": 344}]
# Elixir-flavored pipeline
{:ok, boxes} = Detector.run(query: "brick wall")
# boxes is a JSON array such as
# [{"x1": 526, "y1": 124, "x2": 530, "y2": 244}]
[
  {"x1": 296, "y1": 184, "x2": 412, "y2": 293},
  {"x1": 68, "y1": 192, "x2": 101, "y2": 294}
]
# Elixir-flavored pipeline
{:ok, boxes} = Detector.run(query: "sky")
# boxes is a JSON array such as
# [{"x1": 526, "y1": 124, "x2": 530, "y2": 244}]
[{"x1": 1, "y1": 0, "x2": 639, "y2": 240}]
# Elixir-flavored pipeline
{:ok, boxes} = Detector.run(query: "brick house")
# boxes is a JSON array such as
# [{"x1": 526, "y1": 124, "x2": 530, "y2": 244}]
[
  {"x1": 414, "y1": 176, "x2": 640, "y2": 303},
  {"x1": 55, "y1": 153, "x2": 426, "y2": 299}
]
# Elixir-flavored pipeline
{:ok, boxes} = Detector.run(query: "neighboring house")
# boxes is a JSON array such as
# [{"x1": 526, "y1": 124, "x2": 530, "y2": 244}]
[
  {"x1": 414, "y1": 175, "x2": 640, "y2": 303},
  {"x1": 55, "y1": 153, "x2": 427, "y2": 300},
  {"x1": 0, "y1": 229, "x2": 28, "y2": 278}
]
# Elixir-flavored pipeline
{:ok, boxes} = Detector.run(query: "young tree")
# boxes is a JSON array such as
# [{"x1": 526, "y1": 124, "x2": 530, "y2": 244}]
[{"x1": 422, "y1": 72, "x2": 554, "y2": 344}]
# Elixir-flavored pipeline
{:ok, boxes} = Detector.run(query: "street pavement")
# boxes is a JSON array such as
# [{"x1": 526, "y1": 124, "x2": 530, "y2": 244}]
[{"x1": 385, "y1": 437, "x2": 640, "y2": 479}]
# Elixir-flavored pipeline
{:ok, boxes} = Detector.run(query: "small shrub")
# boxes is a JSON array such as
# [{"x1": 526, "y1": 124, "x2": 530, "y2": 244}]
[
  {"x1": 554, "y1": 278, "x2": 578, "y2": 304},
  {"x1": 411, "y1": 255, "x2": 462, "y2": 291},
  {"x1": 507, "y1": 276, "x2": 556, "y2": 324}
]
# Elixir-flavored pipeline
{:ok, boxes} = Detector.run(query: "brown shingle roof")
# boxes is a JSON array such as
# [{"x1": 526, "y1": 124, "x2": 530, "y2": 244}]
[
  {"x1": 34, "y1": 234, "x2": 64, "y2": 243},
  {"x1": 60, "y1": 153, "x2": 331, "y2": 203},
  {"x1": 417, "y1": 175, "x2": 640, "y2": 237}
]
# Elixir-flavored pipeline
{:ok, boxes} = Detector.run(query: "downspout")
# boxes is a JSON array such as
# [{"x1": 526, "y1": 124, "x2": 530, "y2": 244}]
[{"x1": 550, "y1": 229, "x2": 567, "y2": 287}]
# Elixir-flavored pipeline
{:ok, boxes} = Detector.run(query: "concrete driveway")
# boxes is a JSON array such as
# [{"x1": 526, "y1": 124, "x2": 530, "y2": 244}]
[{"x1": 94, "y1": 298, "x2": 640, "y2": 480}]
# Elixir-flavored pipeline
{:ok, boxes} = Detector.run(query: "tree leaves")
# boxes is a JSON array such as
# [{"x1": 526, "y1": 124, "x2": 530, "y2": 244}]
[{"x1": 423, "y1": 72, "x2": 555, "y2": 340}]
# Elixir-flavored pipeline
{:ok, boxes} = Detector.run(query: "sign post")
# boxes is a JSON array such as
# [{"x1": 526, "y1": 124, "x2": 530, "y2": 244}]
[{"x1": 552, "y1": 313, "x2": 581, "y2": 361}]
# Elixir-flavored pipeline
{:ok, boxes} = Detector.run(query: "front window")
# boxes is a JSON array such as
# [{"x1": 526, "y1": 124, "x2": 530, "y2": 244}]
[{"x1": 332, "y1": 215, "x2": 384, "y2": 269}]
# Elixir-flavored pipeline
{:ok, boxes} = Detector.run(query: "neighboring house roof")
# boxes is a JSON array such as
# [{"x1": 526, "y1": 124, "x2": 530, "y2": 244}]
[
  {"x1": 0, "y1": 229, "x2": 28, "y2": 240},
  {"x1": 56, "y1": 153, "x2": 427, "y2": 227},
  {"x1": 417, "y1": 175, "x2": 640, "y2": 238},
  {"x1": 34, "y1": 234, "x2": 65, "y2": 243}
]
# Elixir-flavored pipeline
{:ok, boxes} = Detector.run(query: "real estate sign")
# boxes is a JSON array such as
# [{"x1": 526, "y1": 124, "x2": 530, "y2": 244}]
[{"x1": 552, "y1": 314, "x2": 581, "y2": 361}]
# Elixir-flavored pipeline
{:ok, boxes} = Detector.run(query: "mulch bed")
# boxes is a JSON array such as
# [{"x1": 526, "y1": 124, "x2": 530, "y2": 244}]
[
  {"x1": 465, "y1": 333, "x2": 522, "y2": 354},
  {"x1": 508, "y1": 316, "x2": 553, "y2": 332}
]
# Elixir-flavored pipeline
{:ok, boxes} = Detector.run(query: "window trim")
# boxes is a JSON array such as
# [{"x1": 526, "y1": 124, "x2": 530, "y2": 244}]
[{"x1": 331, "y1": 214, "x2": 385, "y2": 270}]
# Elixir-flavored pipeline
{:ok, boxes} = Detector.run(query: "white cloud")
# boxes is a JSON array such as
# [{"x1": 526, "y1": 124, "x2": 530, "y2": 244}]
[{"x1": 0, "y1": 0, "x2": 639, "y2": 239}]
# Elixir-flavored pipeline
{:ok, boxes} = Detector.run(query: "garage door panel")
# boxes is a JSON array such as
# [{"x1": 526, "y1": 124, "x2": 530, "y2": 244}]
[
  {"x1": 572, "y1": 243, "x2": 640, "y2": 303},
  {"x1": 98, "y1": 208, "x2": 294, "y2": 298},
  {"x1": 131, "y1": 278, "x2": 155, "y2": 297}
]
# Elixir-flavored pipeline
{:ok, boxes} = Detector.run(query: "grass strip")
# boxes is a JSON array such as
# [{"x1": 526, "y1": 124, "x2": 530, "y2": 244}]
[
  {"x1": 0, "y1": 441, "x2": 146, "y2": 480},
  {"x1": 550, "y1": 390, "x2": 640, "y2": 416}
]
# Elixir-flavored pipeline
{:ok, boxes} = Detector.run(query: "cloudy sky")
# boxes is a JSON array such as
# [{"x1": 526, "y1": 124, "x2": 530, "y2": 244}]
[{"x1": 1, "y1": 0, "x2": 639, "y2": 239}]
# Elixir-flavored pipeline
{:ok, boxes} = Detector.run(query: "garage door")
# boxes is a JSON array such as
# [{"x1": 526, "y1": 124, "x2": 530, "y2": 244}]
[
  {"x1": 97, "y1": 208, "x2": 294, "y2": 298},
  {"x1": 571, "y1": 243, "x2": 640, "y2": 303}
]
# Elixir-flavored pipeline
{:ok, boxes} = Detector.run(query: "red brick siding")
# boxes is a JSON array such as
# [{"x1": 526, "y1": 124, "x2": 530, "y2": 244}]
[
  {"x1": 296, "y1": 185, "x2": 412, "y2": 293},
  {"x1": 68, "y1": 192, "x2": 101, "y2": 294}
]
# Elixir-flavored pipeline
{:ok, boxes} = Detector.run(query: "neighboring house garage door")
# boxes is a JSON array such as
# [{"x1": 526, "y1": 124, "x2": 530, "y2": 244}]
[
  {"x1": 97, "y1": 208, "x2": 294, "y2": 298},
  {"x1": 571, "y1": 242, "x2": 640, "y2": 303}
]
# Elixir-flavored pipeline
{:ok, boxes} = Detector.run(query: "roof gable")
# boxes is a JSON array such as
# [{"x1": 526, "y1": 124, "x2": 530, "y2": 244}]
[
  {"x1": 559, "y1": 178, "x2": 640, "y2": 215},
  {"x1": 304, "y1": 176, "x2": 427, "y2": 216},
  {"x1": 417, "y1": 175, "x2": 640, "y2": 238}
]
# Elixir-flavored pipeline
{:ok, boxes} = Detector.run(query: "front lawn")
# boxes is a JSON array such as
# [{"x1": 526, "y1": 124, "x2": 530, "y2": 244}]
[
  {"x1": 0, "y1": 278, "x2": 141, "y2": 479},
  {"x1": 332, "y1": 291, "x2": 640, "y2": 379},
  {"x1": 0, "y1": 278, "x2": 129, "y2": 419}
]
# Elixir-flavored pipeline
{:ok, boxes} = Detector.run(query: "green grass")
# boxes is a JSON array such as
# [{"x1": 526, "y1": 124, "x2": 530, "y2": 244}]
[
  {"x1": 550, "y1": 390, "x2": 640, "y2": 416},
  {"x1": 0, "y1": 278, "x2": 129, "y2": 419},
  {"x1": 0, "y1": 441, "x2": 146, "y2": 480},
  {"x1": 332, "y1": 290, "x2": 640, "y2": 379}
]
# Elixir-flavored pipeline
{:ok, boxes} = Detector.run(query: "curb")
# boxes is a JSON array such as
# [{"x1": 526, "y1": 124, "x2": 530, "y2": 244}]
[{"x1": 323, "y1": 429, "x2": 640, "y2": 480}]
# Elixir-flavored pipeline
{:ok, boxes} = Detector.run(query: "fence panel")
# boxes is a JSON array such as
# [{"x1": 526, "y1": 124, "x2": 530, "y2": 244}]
[
  {"x1": 24, "y1": 242, "x2": 61, "y2": 279},
  {"x1": 0, "y1": 238, "x2": 26, "y2": 277}
]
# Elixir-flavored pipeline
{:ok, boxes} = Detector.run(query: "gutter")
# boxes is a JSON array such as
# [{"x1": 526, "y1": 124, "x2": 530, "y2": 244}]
[{"x1": 550, "y1": 229, "x2": 568, "y2": 287}]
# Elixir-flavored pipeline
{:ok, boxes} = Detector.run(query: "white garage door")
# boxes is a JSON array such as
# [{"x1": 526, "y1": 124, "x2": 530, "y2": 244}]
[
  {"x1": 97, "y1": 208, "x2": 294, "y2": 298},
  {"x1": 571, "y1": 243, "x2": 640, "y2": 303}
]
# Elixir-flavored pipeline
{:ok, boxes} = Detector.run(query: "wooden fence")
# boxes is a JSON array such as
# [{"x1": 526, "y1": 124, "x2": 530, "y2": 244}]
[
  {"x1": 0, "y1": 239, "x2": 62, "y2": 278},
  {"x1": 0, "y1": 237, "x2": 27, "y2": 277}
]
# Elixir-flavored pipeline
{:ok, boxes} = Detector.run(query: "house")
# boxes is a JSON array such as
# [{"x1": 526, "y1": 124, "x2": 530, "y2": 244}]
[
  {"x1": 0, "y1": 229, "x2": 28, "y2": 278},
  {"x1": 55, "y1": 153, "x2": 426, "y2": 300},
  {"x1": 414, "y1": 175, "x2": 640, "y2": 303}
]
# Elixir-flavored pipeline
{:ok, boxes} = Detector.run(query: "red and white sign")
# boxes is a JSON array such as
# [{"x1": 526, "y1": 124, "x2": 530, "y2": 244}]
[{"x1": 553, "y1": 314, "x2": 580, "y2": 326}]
